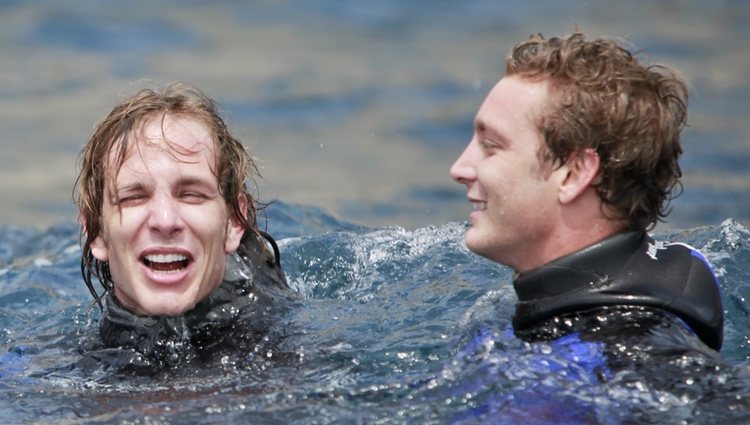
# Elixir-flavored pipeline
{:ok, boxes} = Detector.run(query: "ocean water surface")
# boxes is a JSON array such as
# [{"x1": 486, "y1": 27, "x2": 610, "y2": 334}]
[
  {"x1": 1, "y1": 1, "x2": 750, "y2": 423},
  {"x1": 1, "y1": 203, "x2": 750, "y2": 423}
]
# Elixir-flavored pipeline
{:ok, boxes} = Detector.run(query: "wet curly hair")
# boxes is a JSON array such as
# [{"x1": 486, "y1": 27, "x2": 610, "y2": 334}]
[
  {"x1": 506, "y1": 32, "x2": 688, "y2": 231},
  {"x1": 74, "y1": 82, "x2": 260, "y2": 307}
]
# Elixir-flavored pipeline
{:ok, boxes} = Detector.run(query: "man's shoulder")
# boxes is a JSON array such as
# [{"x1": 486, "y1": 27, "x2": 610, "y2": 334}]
[{"x1": 519, "y1": 306, "x2": 722, "y2": 362}]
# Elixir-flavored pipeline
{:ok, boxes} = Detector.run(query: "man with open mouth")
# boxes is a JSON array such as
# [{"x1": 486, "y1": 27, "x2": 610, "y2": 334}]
[{"x1": 75, "y1": 82, "x2": 292, "y2": 371}]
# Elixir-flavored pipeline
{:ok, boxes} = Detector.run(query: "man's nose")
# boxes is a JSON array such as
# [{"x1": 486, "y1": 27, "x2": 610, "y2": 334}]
[
  {"x1": 450, "y1": 140, "x2": 478, "y2": 185},
  {"x1": 147, "y1": 192, "x2": 183, "y2": 236}
]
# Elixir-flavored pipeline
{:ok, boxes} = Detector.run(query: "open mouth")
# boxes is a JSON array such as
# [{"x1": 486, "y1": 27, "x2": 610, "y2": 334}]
[
  {"x1": 471, "y1": 201, "x2": 487, "y2": 211},
  {"x1": 142, "y1": 253, "x2": 191, "y2": 273}
]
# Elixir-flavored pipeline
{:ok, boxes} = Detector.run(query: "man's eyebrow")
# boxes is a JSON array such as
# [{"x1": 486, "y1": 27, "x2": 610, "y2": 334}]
[
  {"x1": 109, "y1": 182, "x2": 148, "y2": 203},
  {"x1": 475, "y1": 119, "x2": 506, "y2": 144},
  {"x1": 474, "y1": 118, "x2": 486, "y2": 132},
  {"x1": 114, "y1": 182, "x2": 147, "y2": 193},
  {"x1": 177, "y1": 176, "x2": 219, "y2": 190},
  {"x1": 485, "y1": 127, "x2": 504, "y2": 141},
  {"x1": 475, "y1": 119, "x2": 505, "y2": 140}
]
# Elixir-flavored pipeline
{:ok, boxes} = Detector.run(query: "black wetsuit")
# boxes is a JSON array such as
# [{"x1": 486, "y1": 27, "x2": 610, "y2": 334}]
[
  {"x1": 510, "y1": 231, "x2": 732, "y2": 397},
  {"x1": 87, "y1": 232, "x2": 296, "y2": 373},
  {"x1": 513, "y1": 231, "x2": 723, "y2": 350}
]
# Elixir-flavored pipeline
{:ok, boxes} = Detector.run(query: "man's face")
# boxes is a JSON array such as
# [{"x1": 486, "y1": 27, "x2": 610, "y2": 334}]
[
  {"x1": 90, "y1": 114, "x2": 245, "y2": 316},
  {"x1": 450, "y1": 76, "x2": 567, "y2": 272}
]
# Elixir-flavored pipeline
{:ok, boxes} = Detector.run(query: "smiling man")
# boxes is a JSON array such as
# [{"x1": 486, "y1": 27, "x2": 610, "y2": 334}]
[
  {"x1": 451, "y1": 33, "x2": 724, "y2": 376},
  {"x1": 76, "y1": 82, "x2": 292, "y2": 370},
  {"x1": 91, "y1": 113, "x2": 244, "y2": 316}
]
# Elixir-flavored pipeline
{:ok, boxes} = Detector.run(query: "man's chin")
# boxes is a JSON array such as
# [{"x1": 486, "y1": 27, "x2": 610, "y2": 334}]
[
  {"x1": 463, "y1": 228, "x2": 484, "y2": 253},
  {"x1": 464, "y1": 232, "x2": 498, "y2": 261},
  {"x1": 131, "y1": 295, "x2": 197, "y2": 317}
]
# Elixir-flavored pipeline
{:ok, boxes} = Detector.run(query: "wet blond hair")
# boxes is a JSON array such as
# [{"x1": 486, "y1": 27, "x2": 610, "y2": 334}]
[
  {"x1": 506, "y1": 33, "x2": 688, "y2": 230},
  {"x1": 74, "y1": 82, "x2": 259, "y2": 306}
]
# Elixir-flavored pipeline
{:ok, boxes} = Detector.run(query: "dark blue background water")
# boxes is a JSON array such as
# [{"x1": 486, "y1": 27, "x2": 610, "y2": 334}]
[
  {"x1": 0, "y1": 0, "x2": 748, "y2": 230},
  {"x1": 1, "y1": 1, "x2": 750, "y2": 423}
]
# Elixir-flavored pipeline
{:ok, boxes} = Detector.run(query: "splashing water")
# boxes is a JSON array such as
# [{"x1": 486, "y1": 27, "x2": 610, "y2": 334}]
[{"x1": 1, "y1": 203, "x2": 749, "y2": 423}]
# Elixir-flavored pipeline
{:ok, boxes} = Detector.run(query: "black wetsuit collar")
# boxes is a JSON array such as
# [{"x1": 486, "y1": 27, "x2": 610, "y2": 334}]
[
  {"x1": 514, "y1": 231, "x2": 643, "y2": 301},
  {"x1": 100, "y1": 275, "x2": 257, "y2": 347}
]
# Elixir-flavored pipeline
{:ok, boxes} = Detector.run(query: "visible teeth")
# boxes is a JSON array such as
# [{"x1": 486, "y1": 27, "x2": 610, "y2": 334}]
[
  {"x1": 472, "y1": 201, "x2": 486, "y2": 210},
  {"x1": 144, "y1": 253, "x2": 188, "y2": 264}
]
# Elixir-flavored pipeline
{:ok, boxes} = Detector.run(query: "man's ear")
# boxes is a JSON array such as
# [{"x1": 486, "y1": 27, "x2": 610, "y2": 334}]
[
  {"x1": 558, "y1": 148, "x2": 600, "y2": 204},
  {"x1": 224, "y1": 193, "x2": 248, "y2": 253},
  {"x1": 81, "y1": 214, "x2": 110, "y2": 261},
  {"x1": 89, "y1": 229, "x2": 110, "y2": 262}
]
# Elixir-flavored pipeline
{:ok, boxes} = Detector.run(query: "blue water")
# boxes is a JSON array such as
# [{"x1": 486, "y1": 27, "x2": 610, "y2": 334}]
[
  {"x1": 2, "y1": 1, "x2": 750, "y2": 422},
  {"x1": 1, "y1": 202, "x2": 749, "y2": 423},
  {"x1": 2, "y1": 0, "x2": 750, "y2": 230}
]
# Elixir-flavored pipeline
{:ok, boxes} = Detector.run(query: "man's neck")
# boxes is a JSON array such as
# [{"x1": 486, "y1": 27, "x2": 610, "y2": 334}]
[{"x1": 514, "y1": 214, "x2": 627, "y2": 274}]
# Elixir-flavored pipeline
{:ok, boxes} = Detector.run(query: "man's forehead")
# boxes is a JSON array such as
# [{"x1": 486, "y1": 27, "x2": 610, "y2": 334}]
[
  {"x1": 105, "y1": 115, "x2": 218, "y2": 183},
  {"x1": 116, "y1": 115, "x2": 213, "y2": 155},
  {"x1": 480, "y1": 77, "x2": 550, "y2": 123},
  {"x1": 139, "y1": 114, "x2": 214, "y2": 151}
]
